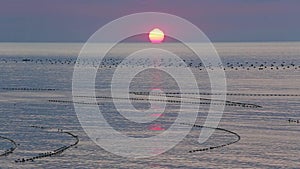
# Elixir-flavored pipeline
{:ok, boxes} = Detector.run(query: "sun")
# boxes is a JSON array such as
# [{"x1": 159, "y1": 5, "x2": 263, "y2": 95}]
[{"x1": 149, "y1": 28, "x2": 165, "y2": 44}]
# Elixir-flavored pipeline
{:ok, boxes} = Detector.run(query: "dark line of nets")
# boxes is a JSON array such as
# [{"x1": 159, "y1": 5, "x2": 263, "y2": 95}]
[
  {"x1": 14, "y1": 126, "x2": 79, "y2": 163},
  {"x1": 178, "y1": 123, "x2": 240, "y2": 153},
  {"x1": 0, "y1": 136, "x2": 17, "y2": 157},
  {"x1": 53, "y1": 95, "x2": 261, "y2": 108}
]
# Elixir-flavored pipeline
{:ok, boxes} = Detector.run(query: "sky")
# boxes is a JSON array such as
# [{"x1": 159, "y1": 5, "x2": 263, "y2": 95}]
[{"x1": 0, "y1": 0, "x2": 300, "y2": 42}]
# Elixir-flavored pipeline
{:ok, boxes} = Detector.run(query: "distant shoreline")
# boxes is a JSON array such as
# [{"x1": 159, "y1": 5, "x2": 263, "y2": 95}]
[{"x1": 1, "y1": 42, "x2": 299, "y2": 57}]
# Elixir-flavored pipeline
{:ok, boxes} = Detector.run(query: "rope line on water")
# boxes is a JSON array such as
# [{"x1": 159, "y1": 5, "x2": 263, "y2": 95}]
[
  {"x1": 0, "y1": 135, "x2": 17, "y2": 157},
  {"x1": 131, "y1": 91, "x2": 300, "y2": 97},
  {"x1": 178, "y1": 123, "x2": 241, "y2": 153},
  {"x1": 1, "y1": 88, "x2": 57, "y2": 91},
  {"x1": 53, "y1": 95, "x2": 261, "y2": 108},
  {"x1": 130, "y1": 92, "x2": 262, "y2": 108},
  {"x1": 14, "y1": 126, "x2": 79, "y2": 163}
]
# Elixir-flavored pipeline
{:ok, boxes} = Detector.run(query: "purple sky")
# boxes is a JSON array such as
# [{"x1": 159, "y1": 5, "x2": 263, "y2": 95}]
[{"x1": 0, "y1": 0, "x2": 300, "y2": 42}]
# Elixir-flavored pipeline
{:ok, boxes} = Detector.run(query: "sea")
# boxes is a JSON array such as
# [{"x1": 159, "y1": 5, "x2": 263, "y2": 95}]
[{"x1": 0, "y1": 42, "x2": 299, "y2": 168}]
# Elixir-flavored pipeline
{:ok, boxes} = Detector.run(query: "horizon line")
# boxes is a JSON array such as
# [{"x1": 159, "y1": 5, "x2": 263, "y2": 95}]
[{"x1": 1, "y1": 40, "x2": 300, "y2": 43}]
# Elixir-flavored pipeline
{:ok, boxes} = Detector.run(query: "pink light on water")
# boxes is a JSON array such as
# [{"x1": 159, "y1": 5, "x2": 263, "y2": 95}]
[
  {"x1": 148, "y1": 124, "x2": 165, "y2": 131},
  {"x1": 150, "y1": 113, "x2": 164, "y2": 117}
]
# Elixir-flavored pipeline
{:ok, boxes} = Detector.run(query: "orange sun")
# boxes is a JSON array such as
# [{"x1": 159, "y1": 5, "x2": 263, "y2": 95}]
[{"x1": 149, "y1": 28, "x2": 165, "y2": 44}]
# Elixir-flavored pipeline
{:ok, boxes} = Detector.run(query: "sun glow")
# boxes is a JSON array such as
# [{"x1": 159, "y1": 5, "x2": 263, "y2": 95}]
[{"x1": 149, "y1": 28, "x2": 165, "y2": 44}]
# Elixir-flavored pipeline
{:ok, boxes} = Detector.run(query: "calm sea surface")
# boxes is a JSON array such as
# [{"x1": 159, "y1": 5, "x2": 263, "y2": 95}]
[{"x1": 0, "y1": 42, "x2": 299, "y2": 168}]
